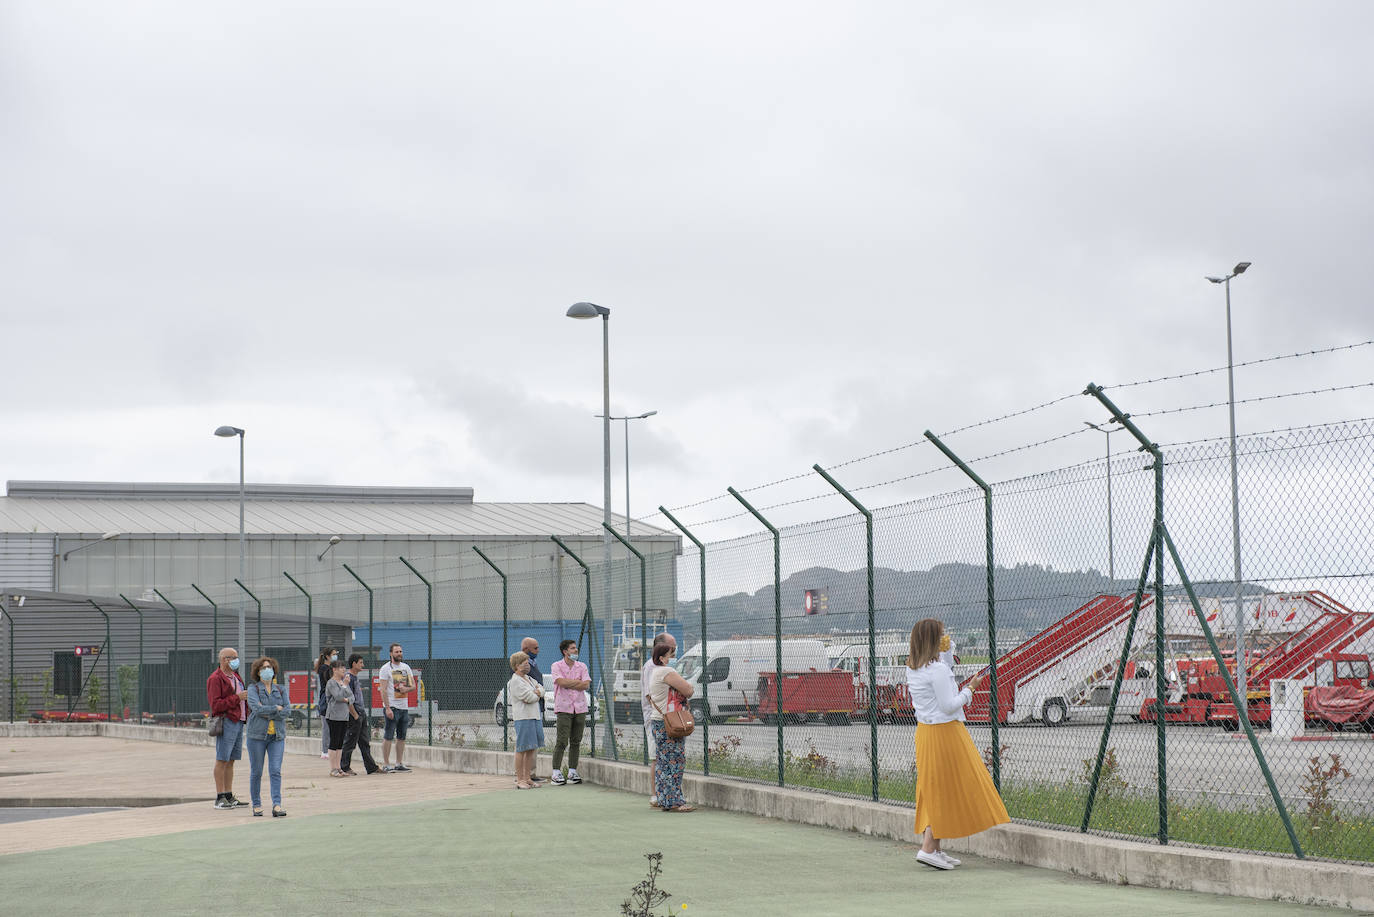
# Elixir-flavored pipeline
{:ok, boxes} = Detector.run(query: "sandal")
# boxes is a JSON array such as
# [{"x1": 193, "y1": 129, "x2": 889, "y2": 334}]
[
  {"x1": 251, "y1": 807, "x2": 263, "y2": 817},
  {"x1": 515, "y1": 782, "x2": 534, "y2": 789},
  {"x1": 665, "y1": 805, "x2": 697, "y2": 813},
  {"x1": 330, "y1": 769, "x2": 345, "y2": 777}
]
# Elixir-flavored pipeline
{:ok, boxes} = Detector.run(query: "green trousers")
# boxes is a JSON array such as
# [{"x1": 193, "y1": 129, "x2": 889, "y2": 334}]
[{"x1": 553, "y1": 711, "x2": 586, "y2": 771}]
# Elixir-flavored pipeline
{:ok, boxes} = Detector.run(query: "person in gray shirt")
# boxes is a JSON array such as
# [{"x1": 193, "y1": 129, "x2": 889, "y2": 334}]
[
  {"x1": 341, "y1": 653, "x2": 380, "y2": 775},
  {"x1": 325, "y1": 660, "x2": 356, "y2": 777}
]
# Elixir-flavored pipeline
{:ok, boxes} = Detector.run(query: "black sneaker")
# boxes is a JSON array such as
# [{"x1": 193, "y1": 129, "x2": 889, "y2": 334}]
[
  {"x1": 224, "y1": 795, "x2": 243, "y2": 808},
  {"x1": 213, "y1": 796, "x2": 233, "y2": 809},
  {"x1": 392, "y1": 764, "x2": 411, "y2": 773}
]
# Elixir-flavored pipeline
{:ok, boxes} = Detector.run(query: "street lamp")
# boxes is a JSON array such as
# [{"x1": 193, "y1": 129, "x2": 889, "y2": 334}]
[
  {"x1": 595, "y1": 410, "x2": 658, "y2": 536},
  {"x1": 1206, "y1": 261, "x2": 1251, "y2": 701},
  {"x1": 565, "y1": 302, "x2": 613, "y2": 692},
  {"x1": 1084, "y1": 421, "x2": 1122, "y2": 581},
  {"x1": 61, "y1": 532, "x2": 123, "y2": 561},
  {"x1": 214, "y1": 424, "x2": 246, "y2": 656},
  {"x1": 317, "y1": 535, "x2": 342, "y2": 562}
]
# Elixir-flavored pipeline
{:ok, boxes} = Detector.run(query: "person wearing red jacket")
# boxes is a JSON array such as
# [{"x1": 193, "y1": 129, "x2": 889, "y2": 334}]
[{"x1": 207, "y1": 647, "x2": 249, "y2": 809}]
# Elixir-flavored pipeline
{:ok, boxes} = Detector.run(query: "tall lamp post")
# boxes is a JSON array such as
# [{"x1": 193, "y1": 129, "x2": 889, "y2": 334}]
[
  {"x1": 566, "y1": 302, "x2": 613, "y2": 706},
  {"x1": 1084, "y1": 421, "x2": 1122, "y2": 581},
  {"x1": 1206, "y1": 261, "x2": 1251, "y2": 701},
  {"x1": 214, "y1": 425, "x2": 246, "y2": 657}
]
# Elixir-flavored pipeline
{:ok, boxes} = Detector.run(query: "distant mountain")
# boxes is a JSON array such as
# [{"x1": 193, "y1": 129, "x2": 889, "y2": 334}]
[{"x1": 677, "y1": 562, "x2": 1267, "y2": 649}]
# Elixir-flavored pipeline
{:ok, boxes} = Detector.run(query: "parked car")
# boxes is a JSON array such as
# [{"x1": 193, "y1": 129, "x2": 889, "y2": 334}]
[{"x1": 494, "y1": 674, "x2": 591, "y2": 726}]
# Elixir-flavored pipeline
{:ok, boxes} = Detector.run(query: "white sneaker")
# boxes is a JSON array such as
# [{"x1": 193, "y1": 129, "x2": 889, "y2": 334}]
[
  {"x1": 551, "y1": 772, "x2": 567, "y2": 785},
  {"x1": 937, "y1": 852, "x2": 961, "y2": 867},
  {"x1": 916, "y1": 850, "x2": 953, "y2": 870},
  {"x1": 567, "y1": 768, "x2": 582, "y2": 784}
]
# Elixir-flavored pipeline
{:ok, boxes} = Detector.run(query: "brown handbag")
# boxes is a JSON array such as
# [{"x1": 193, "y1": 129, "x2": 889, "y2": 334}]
[{"x1": 651, "y1": 688, "x2": 695, "y2": 739}]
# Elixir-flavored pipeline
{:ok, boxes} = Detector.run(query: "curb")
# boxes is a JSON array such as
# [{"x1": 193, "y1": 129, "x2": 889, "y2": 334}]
[{"x1": 4, "y1": 723, "x2": 1371, "y2": 910}]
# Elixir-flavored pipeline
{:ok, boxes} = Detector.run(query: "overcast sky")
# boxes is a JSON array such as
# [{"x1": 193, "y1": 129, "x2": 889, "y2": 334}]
[{"x1": 3, "y1": 2, "x2": 1372, "y2": 546}]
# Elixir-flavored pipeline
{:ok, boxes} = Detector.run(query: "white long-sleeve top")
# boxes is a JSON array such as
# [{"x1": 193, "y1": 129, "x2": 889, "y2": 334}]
[
  {"x1": 906, "y1": 651, "x2": 971, "y2": 725},
  {"x1": 506, "y1": 673, "x2": 543, "y2": 722}
]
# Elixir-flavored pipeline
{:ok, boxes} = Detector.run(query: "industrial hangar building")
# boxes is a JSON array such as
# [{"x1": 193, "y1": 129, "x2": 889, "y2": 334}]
[{"x1": 0, "y1": 480, "x2": 679, "y2": 720}]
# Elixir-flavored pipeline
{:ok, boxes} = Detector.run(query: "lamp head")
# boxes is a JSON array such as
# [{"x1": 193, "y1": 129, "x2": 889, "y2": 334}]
[
  {"x1": 566, "y1": 301, "x2": 610, "y2": 319},
  {"x1": 328, "y1": 536, "x2": 341, "y2": 545},
  {"x1": 1206, "y1": 276, "x2": 1225, "y2": 284},
  {"x1": 214, "y1": 425, "x2": 244, "y2": 437},
  {"x1": 638, "y1": 410, "x2": 658, "y2": 419},
  {"x1": 1233, "y1": 261, "x2": 1251, "y2": 275}
]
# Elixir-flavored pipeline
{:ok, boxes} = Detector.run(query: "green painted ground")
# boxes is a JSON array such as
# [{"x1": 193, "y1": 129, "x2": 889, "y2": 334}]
[{"x1": 0, "y1": 785, "x2": 1358, "y2": 916}]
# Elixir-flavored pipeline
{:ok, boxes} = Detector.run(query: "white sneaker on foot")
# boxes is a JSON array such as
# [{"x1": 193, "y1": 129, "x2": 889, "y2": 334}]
[
  {"x1": 567, "y1": 768, "x2": 582, "y2": 784},
  {"x1": 916, "y1": 850, "x2": 953, "y2": 870},
  {"x1": 937, "y1": 852, "x2": 961, "y2": 867},
  {"x1": 551, "y1": 772, "x2": 566, "y2": 785}
]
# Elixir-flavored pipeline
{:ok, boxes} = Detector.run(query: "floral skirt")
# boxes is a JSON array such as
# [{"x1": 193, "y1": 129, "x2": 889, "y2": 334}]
[
  {"x1": 651, "y1": 718, "x2": 686, "y2": 809},
  {"x1": 914, "y1": 720, "x2": 1010, "y2": 839}
]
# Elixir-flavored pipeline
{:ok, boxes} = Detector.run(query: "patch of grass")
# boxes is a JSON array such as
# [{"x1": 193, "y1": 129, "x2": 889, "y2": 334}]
[{"x1": 654, "y1": 746, "x2": 1374, "y2": 864}]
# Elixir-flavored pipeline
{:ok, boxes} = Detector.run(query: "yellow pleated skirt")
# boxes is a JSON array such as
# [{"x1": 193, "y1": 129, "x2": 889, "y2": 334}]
[{"x1": 914, "y1": 720, "x2": 1010, "y2": 839}]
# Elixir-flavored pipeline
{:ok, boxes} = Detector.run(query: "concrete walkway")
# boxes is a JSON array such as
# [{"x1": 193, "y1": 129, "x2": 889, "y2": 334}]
[{"x1": 0, "y1": 736, "x2": 1364, "y2": 915}]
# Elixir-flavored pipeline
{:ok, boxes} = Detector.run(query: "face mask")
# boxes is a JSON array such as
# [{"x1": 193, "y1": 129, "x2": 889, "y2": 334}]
[
  {"x1": 567, "y1": 653, "x2": 578, "y2": 662},
  {"x1": 260, "y1": 668, "x2": 274, "y2": 682},
  {"x1": 330, "y1": 654, "x2": 338, "y2": 663},
  {"x1": 527, "y1": 651, "x2": 538, "y2": 661}
]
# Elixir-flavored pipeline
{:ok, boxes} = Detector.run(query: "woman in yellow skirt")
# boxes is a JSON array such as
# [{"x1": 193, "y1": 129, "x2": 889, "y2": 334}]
[{"x1": 905, "y1": 618, "x2": 1009, "y2": 869}]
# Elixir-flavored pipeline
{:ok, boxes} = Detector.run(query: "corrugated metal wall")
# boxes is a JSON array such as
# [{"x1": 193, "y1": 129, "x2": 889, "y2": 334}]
[{"x1": 0, "y1": 535, "x2": 55, "y2": 590}]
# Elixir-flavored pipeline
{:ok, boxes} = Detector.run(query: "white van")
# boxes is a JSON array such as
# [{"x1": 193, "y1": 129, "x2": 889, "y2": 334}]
[{"x1": 674, "y1": 638, "x2": 829, "y2": 723}]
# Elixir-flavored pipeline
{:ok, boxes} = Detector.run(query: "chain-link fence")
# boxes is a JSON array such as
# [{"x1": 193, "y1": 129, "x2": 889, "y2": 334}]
[{"x1": 2, "y1": 410, "x2": 1371, "y2": 865}]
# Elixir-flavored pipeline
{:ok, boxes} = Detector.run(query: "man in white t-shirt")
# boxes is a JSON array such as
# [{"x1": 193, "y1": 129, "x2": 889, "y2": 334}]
[
  {"x1": 641, "y1": 633, "x2": 673, "y2": 807},
  {"x1": 377, "y1": 643, "x2": 417, "y2": 773}
]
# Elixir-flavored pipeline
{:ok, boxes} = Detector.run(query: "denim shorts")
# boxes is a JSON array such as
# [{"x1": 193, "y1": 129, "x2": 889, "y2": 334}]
[
  {"x1": 383, "y1": 707, "x2": 410, "y2": 741},
  {"x1": 215, "y1": 718, "x2": 244, "y2": 761}
]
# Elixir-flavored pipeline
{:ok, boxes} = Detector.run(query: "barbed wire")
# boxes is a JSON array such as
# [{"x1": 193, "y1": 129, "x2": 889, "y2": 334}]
[
  {"x1": 1131, "y1": 380, "x2": 1374, "y2": 419},
  {"x1": 643, "y1": 338, "x2": 1370, "y2": 529},
  {"x1": 1102, "y1": 339, "x2": 1374, "y2": 391}
]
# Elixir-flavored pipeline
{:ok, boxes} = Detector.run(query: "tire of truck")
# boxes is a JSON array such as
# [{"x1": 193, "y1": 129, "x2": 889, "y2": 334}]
[
  {"x1": 494, "y1": 703, "x2": 507, "y2": 727},
  {"x1": 1219, "y1": 718, "x2": 1239, "y2": 732},
  {"x1": 823, "y1": 713, "x2": 851, "y2": 726},
  {"x1": 690, "y1": 700, "x2": 709, "y2": 725},
  {"x1": 289, "y1": 711, "x2": 305, "y2": 730},
  {"x1": 1041, "y1": 698, "x2": 1068, "y2": 727}
]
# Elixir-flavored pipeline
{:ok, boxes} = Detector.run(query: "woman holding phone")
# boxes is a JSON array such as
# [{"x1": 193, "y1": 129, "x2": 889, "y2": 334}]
[{"x1": 905, "y1": 618, "x2": 1008, "y2": 869}]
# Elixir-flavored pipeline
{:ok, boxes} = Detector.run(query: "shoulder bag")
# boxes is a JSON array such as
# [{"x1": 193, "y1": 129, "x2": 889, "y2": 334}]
[{"x1": 650, "y1": 686, "x2": 695, "y2": 739}]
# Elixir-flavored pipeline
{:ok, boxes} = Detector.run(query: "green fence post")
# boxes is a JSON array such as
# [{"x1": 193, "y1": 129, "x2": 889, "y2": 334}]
[
  {"x1": 87, "y1": 599, "x2": 112, "y2": 720},
  {"x1": 472, "y1": 547, "x2": 510, "y2": 752},
  {"x1": 727, "y1": 487, "x2": 784, "y2": 789},
  {"x1": 922, "y1": 433, "x2": 1001, "y2": 793},
  {"x1": 1085, "y1": 384, "x2": 1168, "y2": 844},
  {"x1": 813, "y1": 464, "x2": 880, "y2": 802},
  {"x1": 119, "y1": 594, "x2": 145, "y2": 725},
  {"x1": 3, "y1": 597, "x2": 14, "y2": 723},
  {"x1": 284, "y1": 571, "x2": 313, "y2": 737},
  {"x1": 397, "y1": 557, "x2": 434, "y2": 748},
  {"x1": 154, "y1": 589, "x2": 180, "y2": 656},
  {"x1": 604, "y1": 523, "x2": 650, "y2": 767},
  {"x1": 191, "y1": 584, "x2": 218, "y2": 653},
  {"x1": 341, "y1": 564, "x2": 375, "y2": 721},
  {"x1": 552, "y1": 536, "x2": 618, "y2": 761},
  {"x1": 233, "y1": 580, "x2": 262, "y2": 658},
  {"x1": 659, "y1": 507, "x2": 708, "y2": 776}
]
